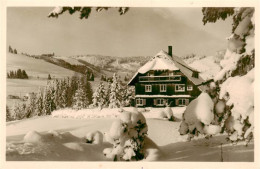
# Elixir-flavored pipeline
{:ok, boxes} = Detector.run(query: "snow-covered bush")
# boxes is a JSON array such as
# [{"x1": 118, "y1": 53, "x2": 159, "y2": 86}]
[
  {"x1": 219, "y1": 68, "x2": 254, "y2": 141},
  {"x1": 85, "y1": 131, "x2": 103, "y2": 144},
  {"x1": 158, "y1": 106, "x2": 174, "y2": 121},
  {"x1": 103, "y1": 108, "x2": 159, "y2": 161},
  {"x1": 179, "y1": 92, "x2": 218, "y2": 140}
]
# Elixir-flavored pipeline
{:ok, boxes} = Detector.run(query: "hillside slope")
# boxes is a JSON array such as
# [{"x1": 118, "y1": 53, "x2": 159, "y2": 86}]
[
  {"x1": 188, "y1": 56, "x2": 221, "y2": 80},
  {"x1": 7, "y1": 53, "x2": 79, "y2": 79}
]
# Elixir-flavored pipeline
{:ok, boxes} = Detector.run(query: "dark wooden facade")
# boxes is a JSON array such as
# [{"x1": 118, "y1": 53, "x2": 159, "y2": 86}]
[{"x1": 131, "y1": 69, "x2": 202, "y2": 107}]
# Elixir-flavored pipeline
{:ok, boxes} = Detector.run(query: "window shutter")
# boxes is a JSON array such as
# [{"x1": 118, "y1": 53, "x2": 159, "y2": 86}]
[
  {"x1": 154, "y1": 99, "x2": 157, "y2": 106},
  {"x1": 175, "y1": 99, "x2": 179, "y2": 106},
  {"x1": 143, "y1": 99, "x2": 146, "y2": 106},
  {"x1": 185, "y1": 99, "x2": 189, "y2": 105}
]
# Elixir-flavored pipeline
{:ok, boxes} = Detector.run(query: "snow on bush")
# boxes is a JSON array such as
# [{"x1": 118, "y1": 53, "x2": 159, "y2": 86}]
[
  {"x1": 201, "y1": 8, "x2": 255, "y2": 143},
  {"x1": 158, "y1": 106, "x2": 174, "y2": 121},
  {"x1": 219, "y1": 68, "x2": 254, "y2": 141},
  {"x1": 103, "y1": 109, "x2": 160, "y2": 161},
  {"x1": 179, "y1": 92, "x2": 219, "y2": 140},
  {"x1": 85, "y1": 131, "x2": 103, "y2": 144}
]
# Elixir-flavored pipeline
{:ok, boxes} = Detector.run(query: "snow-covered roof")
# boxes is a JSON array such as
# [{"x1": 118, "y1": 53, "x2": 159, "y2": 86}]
[
  {"x1": 138, "y1": 50, "x2": 180, "y2": 73},
  {"x1": 128, "y1": 50, "x2": 206, "y2": 91}
]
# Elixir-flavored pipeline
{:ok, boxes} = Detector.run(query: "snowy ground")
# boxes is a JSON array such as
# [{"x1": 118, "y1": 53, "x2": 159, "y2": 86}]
[{"x1": 6, "y1": 107, "x2": 254, "y2": 161}]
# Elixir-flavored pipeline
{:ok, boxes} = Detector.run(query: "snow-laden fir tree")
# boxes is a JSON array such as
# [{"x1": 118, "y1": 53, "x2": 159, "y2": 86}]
[
  {"x1": 60, "y1": 78, "x2": 69, "y2": 108},
  {"x1": 80, "y1": 76, "x2": 93, "y2": 105},
  {"x1": 72, "y1": 80, "x2": 88, "y2": 110},
  {"x1": 42, "y1": 81, "x2": 56, "y2": 115},
  {"x1": 35, "y1": 88, "x2": 44, "y2": 116},
  {"x1": 12, "y1": 103, "x2": 27, "y2": 120},
  {"x1": 108, "y1": 73, "x2": 122, "y2": 108},
  {"x1": 53, "y1": 79, "x2": 60, "y2": 109},
  {"x1": 121, "y1": 85, "x2": 135, "y2": 107},
  {"x1": 179, "y1": 8, "x2": 255, "y2": 143},
  {"x1": 6, "y1": 105, "x2": 12, "y2": 122},
  {"x1": 25, "y1": 93, "x2": 37, "y2": 118},
  {"x1": 92, "y1": 82, "x2": 107, "y2": 109}
]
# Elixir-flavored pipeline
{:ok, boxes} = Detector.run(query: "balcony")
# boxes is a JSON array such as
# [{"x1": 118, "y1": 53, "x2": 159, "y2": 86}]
[{"x1": 139, "y1": 75, "x2": 181, "y2": 82}]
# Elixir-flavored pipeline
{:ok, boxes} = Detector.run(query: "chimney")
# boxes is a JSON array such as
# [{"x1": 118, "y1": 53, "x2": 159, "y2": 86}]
[{"x1": 168, "y1": 46, "x2": 172, "y2": 56}]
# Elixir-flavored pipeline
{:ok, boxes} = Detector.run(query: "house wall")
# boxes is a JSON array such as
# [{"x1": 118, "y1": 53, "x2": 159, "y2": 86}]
[
  {"x1": 135, "y1": 74, "x2": 201, "y2": 96},
  {"x1": 132, "y1": 70, "x2": 202, "y2": 107}
]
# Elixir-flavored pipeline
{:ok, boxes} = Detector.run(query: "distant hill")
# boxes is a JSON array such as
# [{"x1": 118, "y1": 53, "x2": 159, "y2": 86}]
[{"x1": 7, "y1": 53, "x2": 80, "y2": 79}]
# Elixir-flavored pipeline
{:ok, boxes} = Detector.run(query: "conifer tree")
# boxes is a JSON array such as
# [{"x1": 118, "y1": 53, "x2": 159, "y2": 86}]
[
  {"x1": 108, "y1": 73, "x2": 122, "y2": 108},
  {"x1": 6, "y1": 105, "x2": 12, "y2": 121},
  {"x1": 35, "y1": 88, "x2": 44, "y2": 116},
  {"x1": 121, "y1": 86, "x2": 135, "y2": 107},
  {"x1": 92, "y1": 82, "x2": 106, "y2": 108},
  {"x1": 42, "y1": 82, "x2": 56, "y2": 115},
  {"x1": 26, "y1": 93, "x2": 37, "y2": 118},
  {"x1": 21, "y1": 70, "x2": 28, "y2": 79},
  {"x1": 72, "y1": 81, "x2": 88, "y2": 110},
  {"x1": 12, "y1": 103, "x2": 27, "y2": 120},
  {"x1": 48, "y1": 74, "x2": 52, "y2": 80},
  {"x1": 80, "y1": 75, "x2": 93, "y2": 105},
  {"x1": 54, "y1": 79, "x2": 62, "y2": 109},
  {"x1": 60, "y1": 78, "x2": 69, "y2": 108},
  {"x1": 9, "y1": 45, "x2": 13, "y2": 53}
]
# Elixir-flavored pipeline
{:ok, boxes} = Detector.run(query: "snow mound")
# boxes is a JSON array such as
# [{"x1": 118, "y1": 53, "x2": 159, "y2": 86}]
[
  {"x1": 23, "y1": 131, "x2": 43, "y2": 143},
  {"x1": 63, "y1": 142, "x2": 84, "y2": 152},
  {"x1": 203, "y1": 125, "x2": 221, "y2": 135},
  {"x1": 85, "y1": 131, "x2": 103, "y2": 144}
]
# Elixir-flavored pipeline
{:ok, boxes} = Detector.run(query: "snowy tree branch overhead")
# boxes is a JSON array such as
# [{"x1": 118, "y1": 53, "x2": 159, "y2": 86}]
[{"x1": 48, "y1": 7, "x2": 129, "y2": 19}]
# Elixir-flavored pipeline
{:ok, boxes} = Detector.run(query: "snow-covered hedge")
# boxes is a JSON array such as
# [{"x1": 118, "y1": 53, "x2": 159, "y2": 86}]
[
  {"x1": 51, "y1": 107, "x2": 185, "y2": 120},
  {"x1": 103, "y1": 108, "x2": 160, "y2": 161}
]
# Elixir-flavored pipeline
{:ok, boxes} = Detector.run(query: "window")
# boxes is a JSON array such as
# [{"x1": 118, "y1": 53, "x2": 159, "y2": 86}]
[
  {"x1": 145, "y1": 85, "x2": 152, "y2": 92},
  {"x1": 136, "y1": 98, "x2": 146, "y2": 106},
  {"x1": 187, "y1": 85, "x2": 193, "y2": 91},
  {"x1": 154, "y1": 99, "x2": 167, "y2": 106},
  {"x1": 147, "y1": 72, "x2": 153, "y2": 76},
  {"x1": 192, "y1": 72, "x2": 199, "y2": 78},
  {"x1": 176, "y1": 99, "x2": 189, "y2": 106},
  {"x1": 175, "y1": 84, "x2": 185, "y2": 92},
  {"x1": 160, "y1": 84, "x2": 167, "y2": 92},
  {"x1": 169, "y1": 72, "x2": 174, "y2": 76},
  {"x1": 169, "y1": 76, "x2": 181, "y2": 81}
]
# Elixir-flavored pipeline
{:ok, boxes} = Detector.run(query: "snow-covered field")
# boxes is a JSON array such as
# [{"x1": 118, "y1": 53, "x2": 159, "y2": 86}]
[{"x1": 6, "y1": 107, "x2": 253, "y2": 161}]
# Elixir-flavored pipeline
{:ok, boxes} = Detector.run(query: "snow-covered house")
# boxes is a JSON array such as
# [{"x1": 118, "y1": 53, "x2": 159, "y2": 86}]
[{"x1": 128, "y1": 46, "x2": 206, "y2": 107}]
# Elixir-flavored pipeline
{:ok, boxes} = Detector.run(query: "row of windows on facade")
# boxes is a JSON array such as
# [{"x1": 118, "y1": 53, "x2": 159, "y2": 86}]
[
  {"x1": 136, "y1": 98, "x2": 189, "y2": 106},
  {"x1": 146, "y1": 72, "x2": 176, "y2": 76},
  {"x1": 144, "y1": 84, "x2": 193, "y2": 92}
]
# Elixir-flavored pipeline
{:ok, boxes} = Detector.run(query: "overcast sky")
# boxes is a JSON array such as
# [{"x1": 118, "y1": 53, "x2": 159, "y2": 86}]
[{"x1": 7, "y1": 7, "x2": 232, "y2": 57}]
